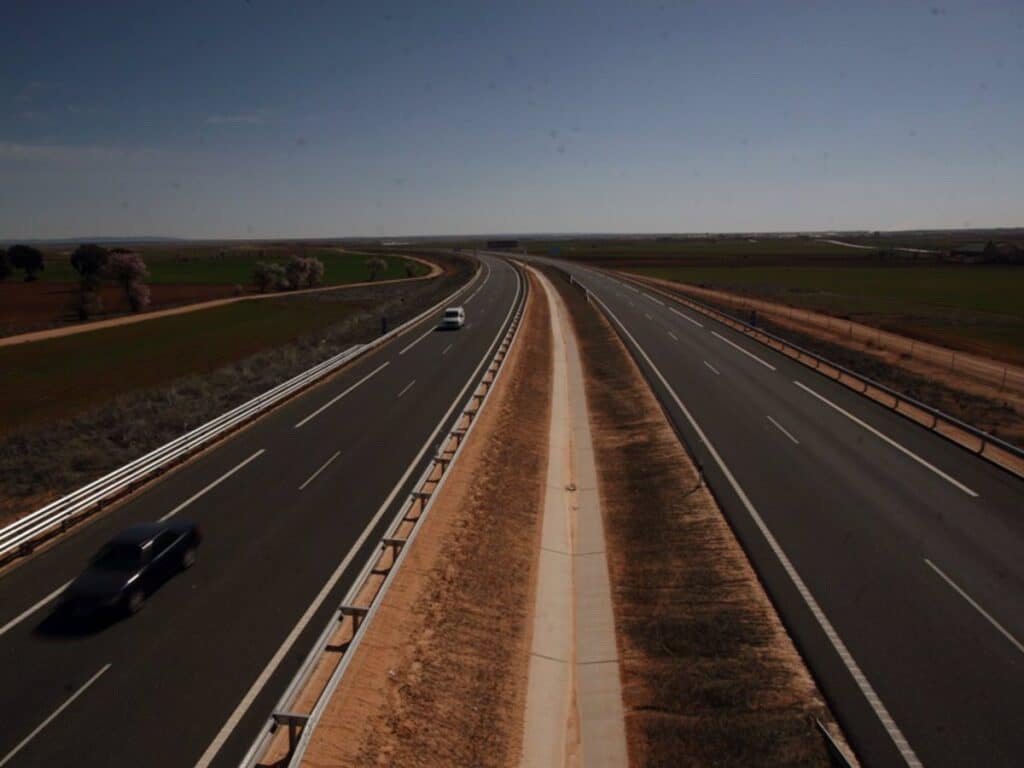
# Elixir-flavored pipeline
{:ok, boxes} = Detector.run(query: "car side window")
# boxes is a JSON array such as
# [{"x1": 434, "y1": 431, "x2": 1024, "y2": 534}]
[{"x1": 154, "y1": 531, "x2": 178, "y2": 555}]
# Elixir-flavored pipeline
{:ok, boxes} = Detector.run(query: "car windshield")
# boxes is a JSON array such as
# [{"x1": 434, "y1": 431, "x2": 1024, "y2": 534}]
[
  {"x1": 92, "y1": 542, "x2": 143, "y2": 569},
  {"x1": 445, "y1": 310, "x2": 459, "y2": 317}
]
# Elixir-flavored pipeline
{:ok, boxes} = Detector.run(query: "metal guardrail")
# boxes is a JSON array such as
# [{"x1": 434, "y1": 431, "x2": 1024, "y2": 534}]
[
  {"x1": 0, "y1": 264, "x2": 483, "y2": 566},
  {"x1": 240, "y1": 265, "x2": 527, "y2": 767},
  {"x1": 612, "y1": 270, "x2": 1024, "y2": 478}
]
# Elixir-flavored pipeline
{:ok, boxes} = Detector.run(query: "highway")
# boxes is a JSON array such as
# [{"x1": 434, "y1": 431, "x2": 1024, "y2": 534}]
[
  {"x1": 0, "y1": 254, "x2": 522, "y2": 768},
  {"x1": 535, "y1": 257, "x2": 1024, "y2": 768}
]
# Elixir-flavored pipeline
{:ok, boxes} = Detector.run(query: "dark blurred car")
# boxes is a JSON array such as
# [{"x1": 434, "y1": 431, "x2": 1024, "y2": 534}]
[{"x1": 60, "y1": 521, "x2": 201, "y2": 617}]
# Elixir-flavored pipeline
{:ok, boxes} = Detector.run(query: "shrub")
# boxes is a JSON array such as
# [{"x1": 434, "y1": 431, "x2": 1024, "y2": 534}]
[
  {"x1": 106, "y1": 251, "x2": 150, "y2": 312},
  {"x1": 366, "y1": 255, "x2": 388, "y2": 281},
  {"x1": 8, "y1": 244, "x2": 44, "y2": 281},
  {"x1": 285, "y1": 255, "x2": 309, "y2": 290},
  {"x1": 128, "y1": 281, "x2": 151, "y2": 312},
  {"x1": 70, "y1": 244, "x2": 109, "y2": 278},
  {"x1": 305, "y1": 257, "x2": 325, "y2": 288},
  {"x1": 77, "y1": 290, "x2": 103, "y2": 321},
  {"x1": 254, "y1": 261, "x2": 286, "y2": 292}
]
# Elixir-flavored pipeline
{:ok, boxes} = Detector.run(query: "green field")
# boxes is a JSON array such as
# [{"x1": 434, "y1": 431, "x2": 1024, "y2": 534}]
[
  {"x1": 631, "y1": 265, "x2": 1024, "y2": 363},
  {"x1": 34, "y1": 246, "x2": 425, "y2": 286},
  {"x1": 527, "y1": 237, "x2": 859, "y2": 263},
  {"x1": 0, "y1": 294, "x2": 358, "y2": 433}
]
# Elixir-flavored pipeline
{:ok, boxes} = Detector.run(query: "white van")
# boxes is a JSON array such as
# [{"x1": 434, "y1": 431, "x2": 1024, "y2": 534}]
[{"x1": 441, "y1": 306, "x2": 466, "y2": 330}]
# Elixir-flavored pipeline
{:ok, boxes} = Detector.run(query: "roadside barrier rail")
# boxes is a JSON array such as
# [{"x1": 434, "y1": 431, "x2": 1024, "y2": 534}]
[
  {"x1": 0, "y1": 264, "x2": 482, "y2": 566},
  {"x1": 610, "y1": 270, "x2": 1024, "y2": 479},
  {"x1": 240, "y1": 265, "x2": 527, "y2": 768}
]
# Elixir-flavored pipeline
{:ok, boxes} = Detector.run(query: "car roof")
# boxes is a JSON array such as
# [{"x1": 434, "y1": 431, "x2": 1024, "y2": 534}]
[
  {"x1": 445, "y1": 306, "x2": 464, "y2": 313},
  {"x1": 109, "y1": 521, "x2": 189, "y2": 545}
]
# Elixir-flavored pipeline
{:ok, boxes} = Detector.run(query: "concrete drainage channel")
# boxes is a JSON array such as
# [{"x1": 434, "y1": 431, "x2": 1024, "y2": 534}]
[
  {"x1": 0, "y1": 261, "x2": 484, "y2": 569},
  {"x1": 240, "y1": 266, "x2": 527, "y2": 768}
]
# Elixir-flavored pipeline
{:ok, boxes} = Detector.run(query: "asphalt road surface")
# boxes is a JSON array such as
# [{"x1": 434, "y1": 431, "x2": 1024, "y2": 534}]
[
  {"x1": 532, "y1": 256, "x2": 1023, "y2": 768},
  {"x1": 0, "y1": 254, "x2": 521, "y2": 768}
]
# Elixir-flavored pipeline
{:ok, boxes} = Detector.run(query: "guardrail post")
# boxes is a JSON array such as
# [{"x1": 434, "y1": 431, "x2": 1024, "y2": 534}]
[
  {"x1": 338, "y1": 605, "x2": 369, "y2": 634},
  {"x1": 382, "y1": 537, "x2": 406, "y2": 556},
  {"x1": 271, "y1": 712, "x2": 309, "y2": 757}
]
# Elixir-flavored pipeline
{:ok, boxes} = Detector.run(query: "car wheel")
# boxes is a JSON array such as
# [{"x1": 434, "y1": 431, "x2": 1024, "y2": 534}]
[
  {"x1": 181, "y1": 547, "x2": 197, "y2": 570},
  {"x1": 126, "y1": 589, "x2": 145, "y2": 615}
]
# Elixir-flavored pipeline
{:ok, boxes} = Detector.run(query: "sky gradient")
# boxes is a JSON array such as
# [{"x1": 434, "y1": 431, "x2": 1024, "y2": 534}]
[{"x1": 2, "y1": 1, "x2": 1022, "y2": 239}]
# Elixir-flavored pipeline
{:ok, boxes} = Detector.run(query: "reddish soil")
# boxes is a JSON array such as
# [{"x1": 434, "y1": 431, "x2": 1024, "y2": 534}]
[
  {"x1": 301, "y1": 271, "x2": 552, "y2": 767},
  {"x1": 0, "y1": 282, "x2": 238, "y2": 337}
]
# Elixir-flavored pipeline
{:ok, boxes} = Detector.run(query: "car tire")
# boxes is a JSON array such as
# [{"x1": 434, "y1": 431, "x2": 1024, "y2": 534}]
[
  {"x1": 181, "y1": 547, "x2": 197, "y2": 570},
  {"x1": 126, "y1": 589, "x2": 145, "y2": 615}
]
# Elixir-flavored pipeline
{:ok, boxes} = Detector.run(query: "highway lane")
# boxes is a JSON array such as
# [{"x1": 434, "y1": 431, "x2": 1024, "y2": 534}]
[
  {"x1": 537, "y1": 258, "x2": 1024, "y2": 768},
  {"x1": 0, "y1": 254, "x2": 522, "y2": 768}
]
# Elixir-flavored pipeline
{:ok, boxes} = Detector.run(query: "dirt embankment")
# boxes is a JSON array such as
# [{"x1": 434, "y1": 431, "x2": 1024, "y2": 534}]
[
  {"x1": 545, "y1": 267, "x2": 844, "y2": 767},
  {"x1": 635, "y1": 275, "x2": 1024, "y2": 449},
  {"x1": 302, "y1": 270, "x2": 552, "y2": 767}
]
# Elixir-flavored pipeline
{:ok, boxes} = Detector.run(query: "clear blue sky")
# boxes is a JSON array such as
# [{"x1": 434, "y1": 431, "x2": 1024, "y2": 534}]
[{"x1": 2, "y1": 1, "x2": 1021, "y2": 239}]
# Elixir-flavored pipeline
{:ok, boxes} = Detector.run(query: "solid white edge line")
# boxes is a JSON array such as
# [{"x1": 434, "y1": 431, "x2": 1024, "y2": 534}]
[
  {"x1": 712, "y1": 330, "x2": 777, "y2": 371},
  {"x1": 298, "y1": 451, "x2": 341, "y2": 492},
  {"x1": 767, "y1": 415, "x2": 800, "y2": 445},
  {"x1": 158, "y1": 449, "x2": 266, "y2": 522},
  {"x1": 669, "y1": 305, "x2": 704, "y2": 328},
  {"x1": 0, "y1": 663, "x2": 112, "y2": 767},
  {"x1": 794, "y1": 380, "x2": 978, "y2": 497},
  {"x1": 0, "y1": 579, "x2": 73, "y2": 639},
  {"x1": 397, "y1": 380, "x2": 416, "y2": 398},
  {"x1": 590, "y1": 292, "x2": 923, "y2": 768},
  {"x1": 293, "y1": 362, "x2": 389, "y2": 429},
  {"x1": 704, "y1": 361, "x2": 720, "y2": 375},
  {"x1": 924, "y1": 559, "x2": 1023, "y2": 655},
  {"x1": 194, "y1": 261, "x2": 522, "y2": 768},
  {"x1": 399, "y1": 326, "x2": 435, "y2": 356}
]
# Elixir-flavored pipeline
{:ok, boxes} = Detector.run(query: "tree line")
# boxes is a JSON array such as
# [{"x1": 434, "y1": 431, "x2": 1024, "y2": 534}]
[
  {"x1": 251, "y1": 254, "x2": 389, "y2": 292},
  {"x1": 0, "y1": 243, "x2": 150, "y2": 319}
]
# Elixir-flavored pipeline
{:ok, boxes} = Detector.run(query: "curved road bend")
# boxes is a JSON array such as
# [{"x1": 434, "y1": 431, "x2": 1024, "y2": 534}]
[
  {"x1": 0, "y1": 254, "x2": 521, "y2": 768},
  {"x1": 529, "y1": 257, "x2": 1023, "y2": 768}
]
